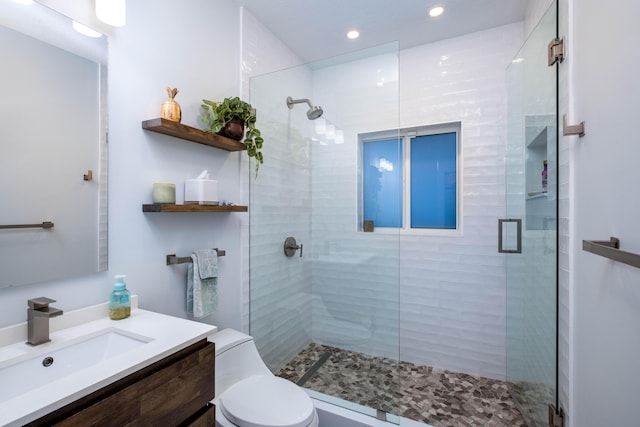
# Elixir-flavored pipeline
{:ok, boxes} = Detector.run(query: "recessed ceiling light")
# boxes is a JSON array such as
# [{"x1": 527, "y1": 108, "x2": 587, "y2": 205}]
[
  {"x1": 347, "y1": 30, "x2": 360, "y2": 40},
  {"x1": 429, "y1": 6, "x2": 444, "y2": 17},
  {"x1": 96, "y1": 0, "x2": 126, "y2": 27}
]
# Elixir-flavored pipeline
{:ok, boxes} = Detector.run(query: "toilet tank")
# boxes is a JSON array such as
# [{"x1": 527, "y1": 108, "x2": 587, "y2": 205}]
[{"x1": 208, "y1": 328, "x2": 272, "y2": 396}]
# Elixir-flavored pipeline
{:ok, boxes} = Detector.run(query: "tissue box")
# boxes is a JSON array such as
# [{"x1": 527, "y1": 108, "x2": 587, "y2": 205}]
[{"x1": 184, "y1": 179, "x2": 218, "y2": 205}]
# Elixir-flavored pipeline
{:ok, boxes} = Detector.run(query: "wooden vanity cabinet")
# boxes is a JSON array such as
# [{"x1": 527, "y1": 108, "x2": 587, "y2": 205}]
[{"x1": 27, "y1": 339, "x2": 215, "y2": 427}]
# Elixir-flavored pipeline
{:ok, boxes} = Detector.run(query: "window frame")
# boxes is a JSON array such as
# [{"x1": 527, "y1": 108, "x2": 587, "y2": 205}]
[{"x1": 358, "y1": 121, "x2": 463, "y2": 237}]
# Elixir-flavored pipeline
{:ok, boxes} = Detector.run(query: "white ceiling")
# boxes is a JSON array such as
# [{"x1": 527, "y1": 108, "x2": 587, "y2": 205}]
[{"x1": 234, "y1": 0, "x2": 529, "y2": 64}]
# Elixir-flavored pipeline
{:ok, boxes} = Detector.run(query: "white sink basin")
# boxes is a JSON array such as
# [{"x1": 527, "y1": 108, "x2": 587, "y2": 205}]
[{"x1": 0, "y1": 328, "x2": 151, "y2": 403}]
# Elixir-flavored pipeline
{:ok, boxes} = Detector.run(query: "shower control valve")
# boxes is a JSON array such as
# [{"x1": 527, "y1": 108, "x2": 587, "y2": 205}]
[{"x1": 284, "y1": 237, "x2": 303, "y2": 258}]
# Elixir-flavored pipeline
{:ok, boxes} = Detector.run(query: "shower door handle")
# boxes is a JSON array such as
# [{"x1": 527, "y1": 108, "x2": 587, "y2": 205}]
[
  {"x1": 498, "y1": 219, "x2": 522, "y2": 253},
  {"x1": 284, "y1": 237, "x2": 303, "y2": 257}
]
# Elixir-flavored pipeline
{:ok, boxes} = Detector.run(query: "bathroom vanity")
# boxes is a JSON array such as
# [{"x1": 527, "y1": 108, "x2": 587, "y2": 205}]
[{"x1": 0, "y1": 300, "x2": 216, "y2": 426}]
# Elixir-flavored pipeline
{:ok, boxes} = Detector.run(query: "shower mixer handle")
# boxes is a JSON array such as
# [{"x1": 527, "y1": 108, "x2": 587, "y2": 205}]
[{"x1": 284, "y1": 237, "x2": 303, "y2": 258}]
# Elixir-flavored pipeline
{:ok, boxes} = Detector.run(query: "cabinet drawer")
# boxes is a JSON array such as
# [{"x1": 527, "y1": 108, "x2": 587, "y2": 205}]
[{"x1": 184, "y1": 403, "x2": 215, "y2": 427}]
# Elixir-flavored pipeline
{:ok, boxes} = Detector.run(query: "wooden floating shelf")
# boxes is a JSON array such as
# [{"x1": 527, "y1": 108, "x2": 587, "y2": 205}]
[
  {"x1": 142, "y1": 118, "x2": 247, "y2": 152},
  {"x1": 142, "y1": 204, "x2": 248, "y2": 213}
]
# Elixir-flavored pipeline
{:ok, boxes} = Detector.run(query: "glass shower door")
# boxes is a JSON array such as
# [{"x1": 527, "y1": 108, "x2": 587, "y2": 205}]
[
  {"x1": 249, "y1": 44, "x2": 401, "y2": 423},
  {"x1": 504, "y1": 2, "x2": 558, "y2": 426}
]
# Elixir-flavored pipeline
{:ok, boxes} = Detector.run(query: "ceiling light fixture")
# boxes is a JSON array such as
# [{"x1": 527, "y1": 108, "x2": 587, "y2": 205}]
[
  {"x1": 11, "y1": 0, "x2": 35, "y2": 5},
  {"x1": 96, "y1": 0, "x2": 126, "y2": 27},
  {"x1": 72, "y1": 21, "x2": 103, "y2": 38},
  {"x1": 347, "y1": 30, "x2": 360, "y2": 40},
  {"x1": 429, "y1": 6, "x2": 444, "y2": 17}
]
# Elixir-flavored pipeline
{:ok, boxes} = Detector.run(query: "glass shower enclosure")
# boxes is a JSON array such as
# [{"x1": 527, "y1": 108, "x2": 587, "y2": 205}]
[
  {"x1": 249, "y1": 43, "x2": 401, "y2": 421},
  {"x1": 505, "y1": 2, "x2": 558, "y2": 426}
]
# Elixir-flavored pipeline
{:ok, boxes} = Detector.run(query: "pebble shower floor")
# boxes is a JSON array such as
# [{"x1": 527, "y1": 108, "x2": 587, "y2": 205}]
[{"x1": 277, "y1": 343, "x2": 529, "y2": 427}]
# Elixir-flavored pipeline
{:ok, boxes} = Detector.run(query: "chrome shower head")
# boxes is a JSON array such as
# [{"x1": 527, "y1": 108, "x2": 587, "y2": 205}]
[
  {"x1": 306, "y1": 105, "x2": 324, "y2": 120},
  {"x1": 286, "y1": 96, "x2": 324, "y2": 120}
]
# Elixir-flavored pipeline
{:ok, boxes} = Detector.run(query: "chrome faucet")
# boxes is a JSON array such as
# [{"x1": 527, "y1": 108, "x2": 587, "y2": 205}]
[{"x1": 27, "y1": 297, "x2": 63, "y2": 346}]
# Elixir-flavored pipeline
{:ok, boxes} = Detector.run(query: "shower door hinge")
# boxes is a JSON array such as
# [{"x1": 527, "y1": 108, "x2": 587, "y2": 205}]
[
  {"x1": 376, "y1": 410, "x2": 388, "y2": 421},
  {"x1": 548, "y1": 404, "x2": 565, "y2": 427},
  {"x1": 548, "y1": 37, "x2": 565, "y2": 66}
]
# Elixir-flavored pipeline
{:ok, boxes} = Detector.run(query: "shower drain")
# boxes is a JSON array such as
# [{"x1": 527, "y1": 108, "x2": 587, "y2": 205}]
[{"x1": 296, "y1": 351, "x2": 331, "y2": 387}]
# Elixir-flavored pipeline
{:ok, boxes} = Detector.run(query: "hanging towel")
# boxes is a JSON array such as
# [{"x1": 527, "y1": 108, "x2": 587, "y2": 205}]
[{"x1": 186, "y1": 249, "x2": 218, "y2": 318}]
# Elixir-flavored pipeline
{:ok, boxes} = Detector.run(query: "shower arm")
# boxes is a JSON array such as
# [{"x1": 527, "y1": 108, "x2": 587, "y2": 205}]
[{"x1": 286, "y1": 97, "x2": 313, "y2": 109}]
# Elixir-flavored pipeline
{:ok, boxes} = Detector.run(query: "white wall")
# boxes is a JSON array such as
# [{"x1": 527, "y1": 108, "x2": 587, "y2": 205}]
[
  {"x1": 0, "y1": 0, "x2": 246, "y2": 333},
  {"x1": 570, "y1": 0, "x2": 640, "y2": 425}
]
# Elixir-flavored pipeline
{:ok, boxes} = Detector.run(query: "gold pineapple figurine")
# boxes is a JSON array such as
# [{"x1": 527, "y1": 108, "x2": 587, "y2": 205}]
[{"x1": 160, "y1": 87, "x2": 182, "y2": 123}]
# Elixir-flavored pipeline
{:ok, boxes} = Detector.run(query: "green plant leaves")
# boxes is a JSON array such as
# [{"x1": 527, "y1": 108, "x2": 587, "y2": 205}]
[{"x1": 201, "y1": 97, "x2": 264, "y2": 177}]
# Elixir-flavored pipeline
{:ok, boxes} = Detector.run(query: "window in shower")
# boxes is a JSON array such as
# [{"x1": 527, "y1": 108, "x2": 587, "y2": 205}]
[
  {"x1": 362, "y1": 137, "x2": 403, "y2": 228},
  {"x1": 360, "y1": 122, "x2": 461, "y2": 234}
]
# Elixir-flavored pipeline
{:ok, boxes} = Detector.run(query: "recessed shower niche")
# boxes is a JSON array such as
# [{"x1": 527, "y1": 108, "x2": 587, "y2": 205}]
[{"x1": 525, "y1": 115, "x2": 555, "y2": 230}]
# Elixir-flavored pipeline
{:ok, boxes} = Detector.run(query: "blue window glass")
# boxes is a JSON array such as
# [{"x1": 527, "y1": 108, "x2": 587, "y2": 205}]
[
  {"x1": 410, "y1": 132, "x2": 457, "y2": 229},
  {"x1": 363, "y1": 138, "x2": 402, "y2": 227}
]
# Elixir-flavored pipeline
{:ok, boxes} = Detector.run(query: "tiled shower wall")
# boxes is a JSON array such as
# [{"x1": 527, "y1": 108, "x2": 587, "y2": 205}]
[
  {"x1": 241, "y1": 8, "x2": 313, "y2": 369},
  {"x1": 240, "y1": 8, "x2": 304, "y2": 336},
  {"x1": 310, "y1": 47, "x2": 402, "y2": 361},
  {"x1": 248, "y1": 66, "x2": 316, "y2": 370}
]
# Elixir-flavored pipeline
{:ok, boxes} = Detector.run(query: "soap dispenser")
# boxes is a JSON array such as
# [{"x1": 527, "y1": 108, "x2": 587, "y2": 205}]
[{"x1": 110, "y1": 274, "x2": 131, "y2": 320}]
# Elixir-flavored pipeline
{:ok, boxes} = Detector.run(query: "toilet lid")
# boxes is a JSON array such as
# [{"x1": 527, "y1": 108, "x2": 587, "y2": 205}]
[{"x1": 220, "y1": 375, "x2": 315, "y2": 427}]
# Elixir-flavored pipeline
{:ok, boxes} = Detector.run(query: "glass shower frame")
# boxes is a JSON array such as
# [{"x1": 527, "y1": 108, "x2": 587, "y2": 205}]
[{"x1": 248, "y1": 43, "x2": 401, "y2": 422}]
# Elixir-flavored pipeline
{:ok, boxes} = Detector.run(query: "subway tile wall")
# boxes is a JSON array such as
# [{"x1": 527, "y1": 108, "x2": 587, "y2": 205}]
[
  {"x1": 248, "y1": 63, "x2": 315, "y2": 370},
  {"x1": 310, "y1": 47, "x2": 401, "y2": 362},
  {"x1": 240, "y1": 8, "x2": 305, "y2": 338}
]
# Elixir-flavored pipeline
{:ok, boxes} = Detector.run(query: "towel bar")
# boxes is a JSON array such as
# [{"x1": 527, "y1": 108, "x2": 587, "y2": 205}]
[
  {"x1": 166, "y1": 248, "x2": 225, "y2": 265},
  {"x1": 582, "y1": 237, "x2": 640, "y2": 269},
  {"x1": 0, "y1": 221, "x2": 54, "y2": 230}
]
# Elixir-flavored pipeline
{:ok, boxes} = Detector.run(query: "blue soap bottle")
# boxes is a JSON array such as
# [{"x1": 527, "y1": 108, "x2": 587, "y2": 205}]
[{"x1": 109, "y1": 274, "x2": 131, "y2": 320}]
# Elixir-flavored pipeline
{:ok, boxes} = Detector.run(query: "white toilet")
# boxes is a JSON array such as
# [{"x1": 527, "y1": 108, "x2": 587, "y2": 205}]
[{"x1": 208, "y1": 328, "x2": 319, "y2": 427}]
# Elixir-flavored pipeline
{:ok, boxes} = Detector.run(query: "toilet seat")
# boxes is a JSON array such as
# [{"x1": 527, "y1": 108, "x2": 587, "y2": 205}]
[{"x1": 219, "y1": 375, "x2": 317, "y2": 427}]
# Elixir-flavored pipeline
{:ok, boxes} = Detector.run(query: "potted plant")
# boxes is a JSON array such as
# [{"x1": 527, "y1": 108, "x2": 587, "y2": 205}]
[{"x1": 201, "y1": 97, "x2": 264, "y2": 176}]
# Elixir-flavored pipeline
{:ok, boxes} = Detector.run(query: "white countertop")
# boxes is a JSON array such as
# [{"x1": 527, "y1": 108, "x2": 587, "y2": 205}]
[{"x1": 0, "y1": 300, "x2": 217, "y2": 426}]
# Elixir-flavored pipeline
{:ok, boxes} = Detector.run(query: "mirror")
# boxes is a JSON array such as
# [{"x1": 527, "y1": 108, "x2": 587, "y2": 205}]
[{"x1": 0, "y1": 1, "x2": 107, "y2": 287}]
